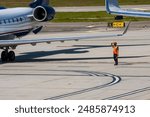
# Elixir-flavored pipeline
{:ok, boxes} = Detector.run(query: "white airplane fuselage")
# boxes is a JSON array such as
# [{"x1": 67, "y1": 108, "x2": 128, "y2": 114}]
[
  {"x1": 0, "y1": 3, "x2": 55, "y2": 40},
  {"x1": 0, "y1": 8, "x2": 34, "y2": 40},
  {"x1": 0, "y1": 0, "x2": 55, "y2": 62}
]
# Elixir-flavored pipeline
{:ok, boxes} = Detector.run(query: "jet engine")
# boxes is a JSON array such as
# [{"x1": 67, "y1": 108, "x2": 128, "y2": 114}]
[{"x1": 33, "y1": 6, "x2": 55, "y2": 22}]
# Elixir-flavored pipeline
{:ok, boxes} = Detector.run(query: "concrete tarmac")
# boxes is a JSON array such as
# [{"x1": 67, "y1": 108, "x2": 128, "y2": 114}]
[{"x1": 0, "y1": 22, "x2": 150, "y2": 100}]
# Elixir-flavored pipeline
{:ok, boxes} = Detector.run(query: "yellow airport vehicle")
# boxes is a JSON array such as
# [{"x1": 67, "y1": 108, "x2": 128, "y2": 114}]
[{"x1": 108, "y1": 21, "x2": 125, "y2": 28}]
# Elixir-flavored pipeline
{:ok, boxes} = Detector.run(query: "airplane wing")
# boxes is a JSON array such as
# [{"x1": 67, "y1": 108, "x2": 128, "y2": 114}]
[
  {"x1": 0, "y1": 26, "x2": 129, "y2": 48},
  {"x1": 0, "y1": 33, "x2": 122, "y2": 48},
  {"x1": 105, "y1": 0, "x2": 150, "y2": 18}
]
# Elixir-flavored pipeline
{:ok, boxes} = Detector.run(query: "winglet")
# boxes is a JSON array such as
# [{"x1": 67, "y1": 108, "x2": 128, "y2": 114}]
[{"x1": 117, "y1": 21, "x2": 131, "y2": 36}]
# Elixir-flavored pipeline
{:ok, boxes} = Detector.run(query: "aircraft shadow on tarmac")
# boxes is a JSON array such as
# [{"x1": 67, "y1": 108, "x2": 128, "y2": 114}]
[{"x1": 1, "y1": 43, "x2": 150, "y2": 63}]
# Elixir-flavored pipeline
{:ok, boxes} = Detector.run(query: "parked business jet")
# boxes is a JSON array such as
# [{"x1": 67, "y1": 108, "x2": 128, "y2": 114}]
[
  {"x1": 105, "y1": 0, "x2": 150, "y2": 18},
  {"x1": 0, "y1": 0, "x2": 127, "y2": 62}
]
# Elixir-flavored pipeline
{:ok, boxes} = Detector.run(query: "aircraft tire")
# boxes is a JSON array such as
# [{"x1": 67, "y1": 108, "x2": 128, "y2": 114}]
[
  {"x1": 8, "y1": 51, "x2": 15, "y2": 62},
  {"x1": 1, "y1": 51, "x2": 8, "y2": 62}
]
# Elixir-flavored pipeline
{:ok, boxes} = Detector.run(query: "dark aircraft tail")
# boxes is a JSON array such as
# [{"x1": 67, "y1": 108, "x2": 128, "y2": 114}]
[{"x1": 29, "y1": 0, "x2": 49, "y2": 8}]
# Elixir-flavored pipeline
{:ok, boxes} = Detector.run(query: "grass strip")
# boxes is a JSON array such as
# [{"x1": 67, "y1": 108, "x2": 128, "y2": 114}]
[
  {"x1": 53, "y1": 11, "x2": 150, "y2": 22},
  {"x1": 1, "y1": 0, "x2": 150, "y2": 7}
]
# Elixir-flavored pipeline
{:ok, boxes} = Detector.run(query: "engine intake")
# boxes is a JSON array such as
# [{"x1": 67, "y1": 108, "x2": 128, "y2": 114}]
[{"x1": 33, "y1": 6, "x2": 55, "y2": 22}]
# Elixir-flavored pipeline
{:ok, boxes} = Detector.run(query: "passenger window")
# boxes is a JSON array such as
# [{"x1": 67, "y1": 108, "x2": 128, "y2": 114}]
[
  {"x1": 1, "y1": 20, "x2": 4, "y2": 24},
  {"x1": 6, "y1": 20, "x2": 8, "y2": 23},
  {"x1": 14, "y1": 18, "x2": 17, "y2": 22},
  {"x1": 10, "y1": 19, "x2": 13, "y2": 23},
  {"x1": 4, "y1": 20, "x2": 6, "y2": 24},
  {"x1": 8, "y1": 20, "x2": 11, "y2": 23},
  {"x1": 20, "y1": 17, "x2": 23, "y2": 21}
]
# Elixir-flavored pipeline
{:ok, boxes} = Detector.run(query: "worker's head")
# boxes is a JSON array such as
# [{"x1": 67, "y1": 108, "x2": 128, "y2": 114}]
[{"x1": 114, "y1": 42, "x2": 117, "y2": 46}]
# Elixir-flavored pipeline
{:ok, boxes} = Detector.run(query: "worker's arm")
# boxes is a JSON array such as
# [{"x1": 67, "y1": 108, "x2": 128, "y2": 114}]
[{"x1": 111, "y1": 42, "x2": 114, "y2": 48}]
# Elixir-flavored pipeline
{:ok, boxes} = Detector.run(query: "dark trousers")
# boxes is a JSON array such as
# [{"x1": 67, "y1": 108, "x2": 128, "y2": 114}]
[{"x1": 113, "y1": 54, "x2": 118, "y2": 65}]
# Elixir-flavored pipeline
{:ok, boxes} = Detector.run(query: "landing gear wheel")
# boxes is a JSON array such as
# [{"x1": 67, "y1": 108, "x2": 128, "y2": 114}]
[
  {"x1": 1, "y1": 51, "x2": 8, "y2": 62},
  {"x1": 1, "y1": 50, "x2": 16, "y2": 62},
  {"x1": 8, "y1": 51, "x2": 15, "y2": 62}
]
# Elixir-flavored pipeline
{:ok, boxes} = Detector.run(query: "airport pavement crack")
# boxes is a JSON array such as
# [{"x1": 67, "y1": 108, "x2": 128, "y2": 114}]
[{"x1": 45, "y1": 70, "x2": 121, "y2": 100}]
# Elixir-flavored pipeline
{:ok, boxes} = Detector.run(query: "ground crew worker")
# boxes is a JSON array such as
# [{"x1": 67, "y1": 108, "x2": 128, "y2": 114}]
[{"x1": 111, "y1": 42, "x2": 119, "y2": 65}]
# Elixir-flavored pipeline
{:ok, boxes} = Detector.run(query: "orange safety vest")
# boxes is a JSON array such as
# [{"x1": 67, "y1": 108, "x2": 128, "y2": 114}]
[{"x1": 113, "y1": 46, "x2": 119, "y2": 55}]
